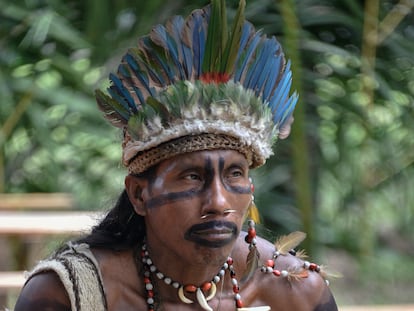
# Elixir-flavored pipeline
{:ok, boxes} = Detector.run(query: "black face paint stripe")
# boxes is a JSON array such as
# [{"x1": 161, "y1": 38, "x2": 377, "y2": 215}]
[
  {"x1": 144, "y1": 156, "x2": 250, "y2": 209},
  {"x1": 144, "y1": 188, "x2": 199, "y2": 209},
  {"x1": 227, "y1": 184, "x2": 251, "y2": 194},
  {"x1": 218, "y1": 157, "x2": 251, "y2": 194},
  {"x1": 203, "y1": 157, "x2": 215, "y2": 193},
  {"x1": 144, "y1": 158, "x2": 214, "y2": 209}
]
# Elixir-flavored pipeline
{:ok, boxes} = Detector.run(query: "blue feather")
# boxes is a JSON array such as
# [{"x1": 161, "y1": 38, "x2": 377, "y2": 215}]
[
  {"x1": 96, "y1": 90, "x2": 129, "y2": 124},
  {"x1": 271, "y1": 66, "x2": 292, "y2": 110},
  {"x1": 238, "y1": 22, "x2": 253, "y2": 53},
  {"x1": 272, "y1": 86, "x2": 291, "y2": 120},
  {"x1": 255, "y1": 56, "x2": 275, "y2": 97},
  {"x1": 181, "y1": 42, "x2": 193, "y2": 79},
  {"x1": 269, "y1": 62, "x2": 292, "y2": 108},
  {"x1": 151, "y1": 24, "x2": 168, "y2": 49},
  {"x1": 261, "y1": 58, "x2": 277, "y2": 99},
  {"x1": 167, "y1": 17, "x2": 185, "y2": 79},
  {"x1": 125, "y1": 54, "x2": 152, "y2": 95},
  {"x1": 137, "y1": 37, "x2": 167, "y2": 86},
  {"x1": 244, "y1": 41, "x2": 271, "y2": 90},
  {"x1": 263, "y1": 57, "x2": 282, "y2": 100},
  {"x1": 171, "y1": 15, "x2": 193, "y2": 79},
  {"x1": 275, "y1": 95, "x2": 296, "y2": 126},
  {"x1": 132, "y1": 86, "x2": 146, "y2": 107},
  {"x1": 125, "y1": 53, "x2": 139, "y2": 72},
  {"x1": 139, "y1": 36, "x2": 173, "y2": 84},
  {"x1": 109, "y1": 73, "x2": 137, "y2": 113},
  {"x1": 167, "y1": 33, "x2": 186, "y2": 80},
  {"x1": 174, "y1": 16, "x2": 193, "y2": 79},
  {"x1": 246, "y1": 40, "x2": 277, "y2": 93},
  {"x1": 272, "y1": 95, "x2": 289, "y2": 123},
  {"x1": 235, "y1": 29, "x2": 261, "y2": 82},
  {"x1": 149, "y1": 48, "x2": 176, "y2": 83},
  {"x1": 279, "y1": 93, "x2": 298, "y2": 126},
  {"x1": 118, "y1": 64, "x2": 131, "y2": 78},
  {"x1": 191, "y1": 12, "x2": 207, "y2": 78},
  {"x1": 256, "y1": 38, "x2": 281, "y2": 95},
  {"x1": 271, "y1": 70, "x2": 293, "y2": 122},
  {"x1": 143, "y1": 61, "x2": 166, "y2": 86},
  {"x1": 107, "y1": 87, "x2": 132, "y2": 117},
  {"x1": 152, "y1": 24, "x2": 184, "y2": 81}
]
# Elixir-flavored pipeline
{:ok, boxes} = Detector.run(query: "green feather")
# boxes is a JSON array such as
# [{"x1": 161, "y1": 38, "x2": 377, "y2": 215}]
[
  {"x1": 95, "y1": 89, "x2": 129, "y2": 127},
  {"x1": 219, "y1": 0, "x2": 228, "y2": 56},
  {"x1": 201, "y1": 0, "x2": 245, "y2": 76},
  {"x1": 222, "y1": 0, "x2": 245, "y2": 74},
  {"x1": 202, "y1": 0, "x2": 227, "y2": 74},
  {"x1": 146, "y1": 97, "x2": 170, "y2": 123},
  {"x1": 127, "y1": 114, "x2": 146, "y2": 140}
]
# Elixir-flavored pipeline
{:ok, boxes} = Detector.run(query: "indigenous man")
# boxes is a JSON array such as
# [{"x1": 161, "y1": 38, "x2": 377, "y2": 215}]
[{"x1": 15, "y1": 0, "x2": 338, "y2": 310}]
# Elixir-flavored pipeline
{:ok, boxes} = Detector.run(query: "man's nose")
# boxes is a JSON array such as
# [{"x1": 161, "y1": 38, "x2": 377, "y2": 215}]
[{"x1": 200, "y1": 177, "x2": 232, "y2": 217}]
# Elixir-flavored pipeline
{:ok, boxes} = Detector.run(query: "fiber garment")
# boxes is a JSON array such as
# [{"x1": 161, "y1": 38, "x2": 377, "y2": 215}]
[{"x1": 27, "y1": 242, "x2": 107, "y2": 311}]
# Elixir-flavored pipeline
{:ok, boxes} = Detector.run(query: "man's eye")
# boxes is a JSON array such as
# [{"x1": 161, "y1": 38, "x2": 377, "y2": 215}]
[
  {"x1": 232, "y1": 171, "x2": 242, "y2": 177},
  {"x1": 184, "y1": 173, "x2": 201, "y2": 181},
  {"x1": 228, "y1": 168, "x2": 244, "y2": 178}
]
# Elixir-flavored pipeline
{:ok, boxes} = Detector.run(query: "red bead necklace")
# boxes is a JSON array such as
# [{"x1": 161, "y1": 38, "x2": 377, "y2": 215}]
[{"x1": 140, "y1": 243, "x2": 244, "y2": 311}]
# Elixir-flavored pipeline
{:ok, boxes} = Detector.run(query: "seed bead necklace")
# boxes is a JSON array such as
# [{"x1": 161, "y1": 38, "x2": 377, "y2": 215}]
[{"x1": 140, "y1": 243, "x2": 243, "y2": 311}]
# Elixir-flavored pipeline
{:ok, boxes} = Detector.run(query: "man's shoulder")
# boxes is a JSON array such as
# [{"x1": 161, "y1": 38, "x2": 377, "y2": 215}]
[
  {"x1": 235, "y1": 232, "x2": 338, "y2": 310},
  {"x1": 237, "y1": 231, "x2": 311, "y2": 268},
  {"x1": 14, "y1": 271, "x2": 71, "y2": 311}
]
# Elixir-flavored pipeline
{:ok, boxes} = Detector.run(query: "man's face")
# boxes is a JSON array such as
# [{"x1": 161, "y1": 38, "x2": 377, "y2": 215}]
[{"x1": 129, "y1": 149, "x2": 252, "y2": 265}]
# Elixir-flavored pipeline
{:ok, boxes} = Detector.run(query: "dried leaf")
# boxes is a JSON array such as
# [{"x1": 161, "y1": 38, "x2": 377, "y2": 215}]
[
  {"x1": 295, "y1": 249, "x2": 308, "y2": 259},
  {"x1": 274, "y1": 231, "x2": 306, "y2": 255},
  {"x1": 319, "y1": 265, "x2": 343, "y2": 280},
  {"x1": 241, "y1": 246, "x2": 260, "y2": 282},
  {"x1": 287, "y1": 266, "x2": 309, "y2": 282}
]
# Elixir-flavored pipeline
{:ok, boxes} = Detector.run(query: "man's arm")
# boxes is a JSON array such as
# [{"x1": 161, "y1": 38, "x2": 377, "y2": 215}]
[
  {"x1": 314, "y1": 289, "x2": 338, "y2": 311},
  {"x1": 14, "y1": 272, "x2": 71, "y2": 311},
  {"x1": 254, "y1": 235, "x2": 338, "y2": 311}
]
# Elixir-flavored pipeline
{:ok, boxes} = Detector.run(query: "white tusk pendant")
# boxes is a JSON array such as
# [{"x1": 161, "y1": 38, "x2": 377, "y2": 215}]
[
  {"x1": 204, "y1": 282, "x2": 217, "y2": 301},
  {"x1": 178, "y1": 286, "x2": 194, "y2": 304},
  {"x1": 196, "y1": 287, "x2": 213, "y2": 311}
]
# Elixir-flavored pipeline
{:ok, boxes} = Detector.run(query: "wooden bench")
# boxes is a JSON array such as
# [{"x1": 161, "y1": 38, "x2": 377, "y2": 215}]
[
  {"x1": 0, "y1": 271, "x2": 25, "y2": 290},
  {"x1": 0, "y1": 193, "x2": 102, "y2": 308},
  {"x1": 0, "y1": 210, "x2": 102, "y2": 235},
  {"x1": 0, "y1": 210, "x2": 100, "y2": 292},
  {"x1": 0, "y1": 192, "x2": 73, "y2": 210},
  {"x1": 0, "y1": 210, "x2": 103, "y2": 291}
]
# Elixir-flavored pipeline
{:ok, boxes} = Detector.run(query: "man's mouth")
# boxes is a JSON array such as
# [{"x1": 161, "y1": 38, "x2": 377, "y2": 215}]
[{"x1": 185, "y1": 221, "x2": 238, "y2": 248}]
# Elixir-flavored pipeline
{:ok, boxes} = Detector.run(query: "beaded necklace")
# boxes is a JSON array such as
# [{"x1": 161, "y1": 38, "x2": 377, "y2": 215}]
[
  {"x1": 140, "y1": 243, "x2": 243, "y2": 311},
  {"x1": 138, "y1": 223, "x2": 325, "y2": 311}
]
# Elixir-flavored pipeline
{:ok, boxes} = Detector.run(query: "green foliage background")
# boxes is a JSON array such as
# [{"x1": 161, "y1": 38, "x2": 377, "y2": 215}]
[{"x1": 1, "y1": 0, "x2": 413, "y2": 306}]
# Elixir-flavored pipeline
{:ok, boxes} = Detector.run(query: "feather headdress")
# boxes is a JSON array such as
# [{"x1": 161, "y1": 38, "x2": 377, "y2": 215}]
[{"x1": 96, "y1": 0, "x2": 298, "y2": 174}]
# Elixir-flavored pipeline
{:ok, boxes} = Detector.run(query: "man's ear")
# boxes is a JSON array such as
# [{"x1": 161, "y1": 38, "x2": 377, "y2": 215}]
[{"x1": 125, "y1": 175, "x2": 148, "y2": 216}]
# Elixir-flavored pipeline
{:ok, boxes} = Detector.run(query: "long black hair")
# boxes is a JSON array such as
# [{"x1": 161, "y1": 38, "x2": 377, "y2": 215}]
[
  {"x1": 76, "y1": 189, "x2": 146, "y2": 251},
  {"x1": 76, "y1": 163, "x2": 160, "y2": 250}
]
